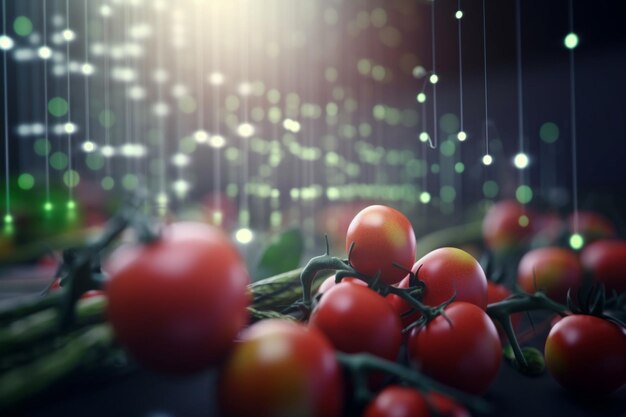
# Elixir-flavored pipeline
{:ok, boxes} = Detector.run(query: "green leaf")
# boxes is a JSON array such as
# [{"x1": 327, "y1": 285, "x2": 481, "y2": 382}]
[{"x1": 254, "y1": 228, "x2": 304, "y2": 281}]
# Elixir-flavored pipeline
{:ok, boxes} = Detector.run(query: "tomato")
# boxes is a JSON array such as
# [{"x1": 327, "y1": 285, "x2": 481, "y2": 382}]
[
  {"x1": 580, "y1": 239, "x2": 626, "y2": 293},
  {"x1": 316, "y1": 275, "x2": 367, "y2": 295},
  {"x1": 362, "y1": 386, "x2": 430, "y2": 417},
  {"x1": 346, "y1": 205, "x2": 416, "y2": 285},
  {"x1": 487, "y1": 282, "x2": 522, "y2": 342},
  {"x1": 426, "y1": 392, "x2": 471, "y2": 417},
  {"x1": 80, "y1": 290, "x2": 105, "y2": 299},
  {"x1": 105, "y1": 222, "x2": 250, "y2": 374},
  {"x1": 310, "y1": 283, "x2": 402, "y2": 362},
  {"x1": 388, "y1": 248, "x2": 487, "y2": 326},
  {"x1": 517, "y1": 247, "x2": 583, "y2": 303},
  {"x1": 482, "y1": 200, "x2": 535, "y2": 252},
  {"x1": 545, "y1": 314, "x2": 626, "y2": 396},
  {"x1": 218, "y1": 319, "x2": 343, "y2": 417},
  {"x1": 568, "y1": 211, "x2": 616, "y2": 243},
  {"x1": 408, "y1": 302, "x2": 502, "y2": 395}
]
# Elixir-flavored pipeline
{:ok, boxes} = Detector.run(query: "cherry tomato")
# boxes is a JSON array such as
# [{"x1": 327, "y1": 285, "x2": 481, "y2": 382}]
[
  {"x1": 218, "y1": 319, "x2": 343, "y2": 417},
  {"x1": 388, "y1": 248, "x2": 488, "y2": 326},
  {"x1": 545, "y1": 314, "x2": 626, "y2": 396},
  {"x1": 310, "y1": 283, "x2": 402, "y2": 362},
  {"x1": 409, "y1": 302, "x2": 502, "y2": 395},
  {"x1": 426, "y1": 392, "x2": 471, "y2": 417},
  {"x1": 568, "y1": 211, "x2": 616, "y2": 243},
  {"x1": 487, "y1": 282, "x2": 522, "y2": 342},
  {"x1": 517, "y1": 247, "x2": 582, "y2": 303},
  {"x1": 316, "y1": 275, "x2": 367, "y2": 295},
  {"x1": 362, "y1": 386, "x2": 430, "y2": 417},
  {"x1": 580, "y1": 239, "x2": 626, "y2": 293},
  {"x1": 346, "y1": 205, "x2": 416, "y2": 285},
  {"x1": 105, "y1": 222, "x2": 250, "y2": 374},
  {"x1": 482, "y1": 200, "x2": 534, "y2": 252}
]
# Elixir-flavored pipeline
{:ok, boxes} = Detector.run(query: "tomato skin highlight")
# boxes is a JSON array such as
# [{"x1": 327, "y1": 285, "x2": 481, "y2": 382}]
[
  {"x1": 409, "y1": 302, "x2": 502, "y2": 395},
  {"x1": 105, "y1": 222, "x2": 250, "y2": 374},
  {"x1": 316, "y1": 275, "x2": 367, "y2": 295},
  {"x1": 581, "y1": 239, "x2": 626, "y2": 293},
  {"x1": 545, "y1": 315, "x2": 626, "y2": 396},
  {"x1": 346, "y1": 205, "x2": 416, "y2": 285},
  {"x1": 362, "y1": 386, "x2": 431, "y2": 417},
  {"x1": 517, "y1": 247, "x2": 583, "y2": 303},
  {"x1": 218, "y1": 320, "x2": 343, "y2": 417},
  {"x1": 310, "y1": 283, "x2": 402, "y2": 362}
]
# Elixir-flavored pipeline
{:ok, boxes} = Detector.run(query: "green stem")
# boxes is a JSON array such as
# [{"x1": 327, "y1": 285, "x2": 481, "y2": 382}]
[
  {"x1": 0, "y1": 324, "x2": 114, "y2": 411},
  {"x1": 336, "y1": 352, "x2": 491, "y2": 414},
  {"x1": 0, "y1": 292, "x2": 63, "y2": 324}
]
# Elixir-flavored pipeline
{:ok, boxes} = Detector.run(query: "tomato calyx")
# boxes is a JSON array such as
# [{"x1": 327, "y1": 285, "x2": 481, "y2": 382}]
[
  {"x1": 567, "y1": 279, "x2": 626, "y2": 329},
  {"x1": 336, "y1": 352, "x2": 491, "y2": 415}
]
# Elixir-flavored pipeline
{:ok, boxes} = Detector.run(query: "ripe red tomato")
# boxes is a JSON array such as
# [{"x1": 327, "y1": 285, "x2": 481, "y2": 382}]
[
  {"x1": 388, "y1": 248, "x2": 487, "y2": 326},
  {"x1": 426, "y1": 392, "x2": 471, "y2": 417},
  {"x1": 105, "y1": 222, "x2": 250, "y2": 374},
  {"x1": 482, "y1": 200, "x2": 535, "y2": 252},
  {"x1": 218, "y1": 319, "x2": 343, "y2": 417},
  {"x1": 486, "y1": 282, "x2": 522, "y2": 342},
  {"x1": 580, "y1": 239, "x2": 626, "y2": 293},
  {"x1": 316, "y1": 275, "x2": 367, "y2": 295},
  {"x1": 362, "y1": 386, "x2": 430, "y2": 417},
  {"x1": 517, "y1": 247, "x2": 583, "y2": 303},
  {"x1": 310, "y1": 283, "x2": 402, "y2": 362},
  {"x1": 408, "y1": 302, "x2": 502, "y2": 395},
  {"x1": 346, "y1": 205, "x2": 416, "y2": 285},
  {"x1": 545, "y1": 314, "x2": 626, "y2": 396}
]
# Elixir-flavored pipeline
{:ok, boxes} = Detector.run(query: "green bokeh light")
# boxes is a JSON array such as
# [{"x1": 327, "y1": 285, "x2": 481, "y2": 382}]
[
  {"x1": 50, "y1": 152, "x2": 68, "y2": 170},
  {"x1": 518, "y1": 214, "x2": 530, "y2": 227},
  {"x1": 516, "y1": 185, "x2": 533, "y2": 204},
  {"x1": 86, "y1": 153, "x2": 105, "y2": 170},
  {"x1": 483, "y1": 180, "x2": 499, "y2": 198},
  {"x1": 564, "y1": 33, "x2": 579, "y2": 49},
  {"x1": 67, "y1": 200, "x2": 76, "y2": 210},
  {"x1": 34, "y1": 138, "x2": 50, "y2": 156},
  {"x1": 440, "y1": 186, "x2": 456, "y2": 203},
  {"x1": 454, "y1": 162, "x2": 465, "y2": 173},
  {"x1": 122, "y1": 174, "x2": 139, "y2": 190},
  {"x1": 43, "y1": 201, "x2": 54, "y2": 212},
  {"x1": 17, "y1": 173, "x2": 35, "y2": 190},
  {"x1": 99, "y1": 109, "x2": 116, "y2": 128},
  {"x1": 63, "y1": 170, "x2": 80, "y2": 188},
  {"x1": 48, "y1": 97, "x2": 69, "y2": 117},
  {"x1": 101, "y1": 176, "x2": 115, "y2": 190},
  {"x1": 540, "y1": 122, "x2": 559, "y2": 143},
  {"x1": 440, "y1": 140, "x2": 456, "y2": 157},
  {"x1": 431, "y1": 163, "x2": 440, "y2": 174},
  {"x1": 569, "y1": 233, "x2": 584, "y2": 250},
  {"x1": 3, "y1": 213, "x2": 13, "y2": 224},
  {"x1": 13, "y1": 16, "x2": 33, "y2": 36},
  {"x1": 439, "y1": 113, "x2": 460, "y2": 134},
  {"x1": 419, "y1": 191, "x2": 431, "y2": 204}
]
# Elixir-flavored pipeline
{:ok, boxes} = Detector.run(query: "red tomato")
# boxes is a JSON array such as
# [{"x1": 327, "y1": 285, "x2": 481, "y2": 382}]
[
  {"x1": 388, "y1": 248, "x2": 488, "y2": 326},
  {"x1": 316, "y1": 275, "x2": 367, "y2": 295},
  {"x1": 105, "y1": 222, "x2": 250, "y2": 374},
  {"x1": 487, "y1": 282, "x2": 522, "y2": 342},
  {"x1": 310, "y1": 283, "x2": 402, "y2": 362},
  {"x1": 580, "y1": 240, "x2": 626, "y2": 293},
  {"x1": 409, "y1": 302, "x2": 502, "y2": 395},
  {"x1": 426, "y1": 392, "x2": 471, "y2": 417},
  {"x1": 482, "y1": 200, "x2": 535, "y2": 252},
  {"x1": 568, "y1": 211, "x2": 616, "y2": 243},
  {"x1": 517, "y1": 247, "x2": 583, "y2": 303},
  {"x1": 80, "y1": 290, "x2": 105, "y2": 299},
  {"x1": 362, "y1": 386, "x2": 430, "y2": 417},
  {"x1": 218, "y1": 319, "x2": 343, "y2": 417},
  {"x1": 545, "y1": 315, "x2": 626, "y2": 396},
  {"x1": 346, "y1": 205, "x2": 416, "y2": 285}
]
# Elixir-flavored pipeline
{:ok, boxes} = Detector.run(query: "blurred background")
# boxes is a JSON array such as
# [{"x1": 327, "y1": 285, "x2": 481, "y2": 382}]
[{"x1": 1, "y1": 0, "x2": 625, "y2": 261}]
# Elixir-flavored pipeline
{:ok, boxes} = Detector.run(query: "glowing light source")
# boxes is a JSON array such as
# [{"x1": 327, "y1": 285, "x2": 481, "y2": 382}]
[
  {"x1": 67, "y1": 200, "x2": 76, "y2": 210},
  {"x1": 235, "y1": 228, "x2": 254, "y2": 244},
  {"x1": 457, "y1": 131, "x2": 467, "y2": 141},
  {"x1": 81, "y1": 63, "x2": 94, "y2": 75},
  {"x1": 455, "y1": 10, "x2": 464, "y2": 19},
  {"x1": 193, "y1": 130, "x2": 209, "y2": 143},
  {"x1": 419, "y1": 132, "x2": 429, "y2": 143},
  {"x1": 38, "y1": 46, "x2": 52, "y2": 59},
  {"x1": 419, "y1": 192, "x2": 431, "y2": 204},
  {"x1": 412, "y1": 66, "x2": 426, "y2": 79},
  {"x1": 64, "y1": 122, "x2": 76, "y2": 134},
  {"x1": 171, "y1": 153, "x2": 190, "y2": 167},
  {"x1": 416, "y1": 92, "x2": 427, "y2": 103},
  {"x1": 209, "y1": 72, "x2": 224, "y2": 86},
  {"x1": 0, "y1": 35, "x2": 14, "y2": 50},
  {"x1": 62, "y1": 29, "x2": 75, "y2": 42},
  {"x1": 516, "y1": 185, "x2": 533, "y2": 204},
  {"x1": 564, "y1": 32, "x2": 579, "y2": 49},
  {"x1": 482, "y1": 154, "x2": 493, "y2": 165},
  {"x1": 429, "y1": 73, "x2": 439, "y2": 84},
  {"x1": 513, "y1": 152, "x2": 529, "y2": 169},
  {"x1": 209, "y1": 134, "x2": 226, "y2": 148},
  {"x1": 101, "y1": 145, "x2": 115, "y2": 158},
  {"x1": 237, "y1": 123, "x2": 254, "y2": 138},
  {"x1": 3, "y1": 214, "x2": 13, "y2": 224},
  {"x1": 44, "y1": 201, "x2": 54, "y2": 212},
  {"x1": 569, "y1": 233, "x2": 584, "y2": 250},
  {"x1": 82, "y1": 141, "x2": 96, "y2": 152}
]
